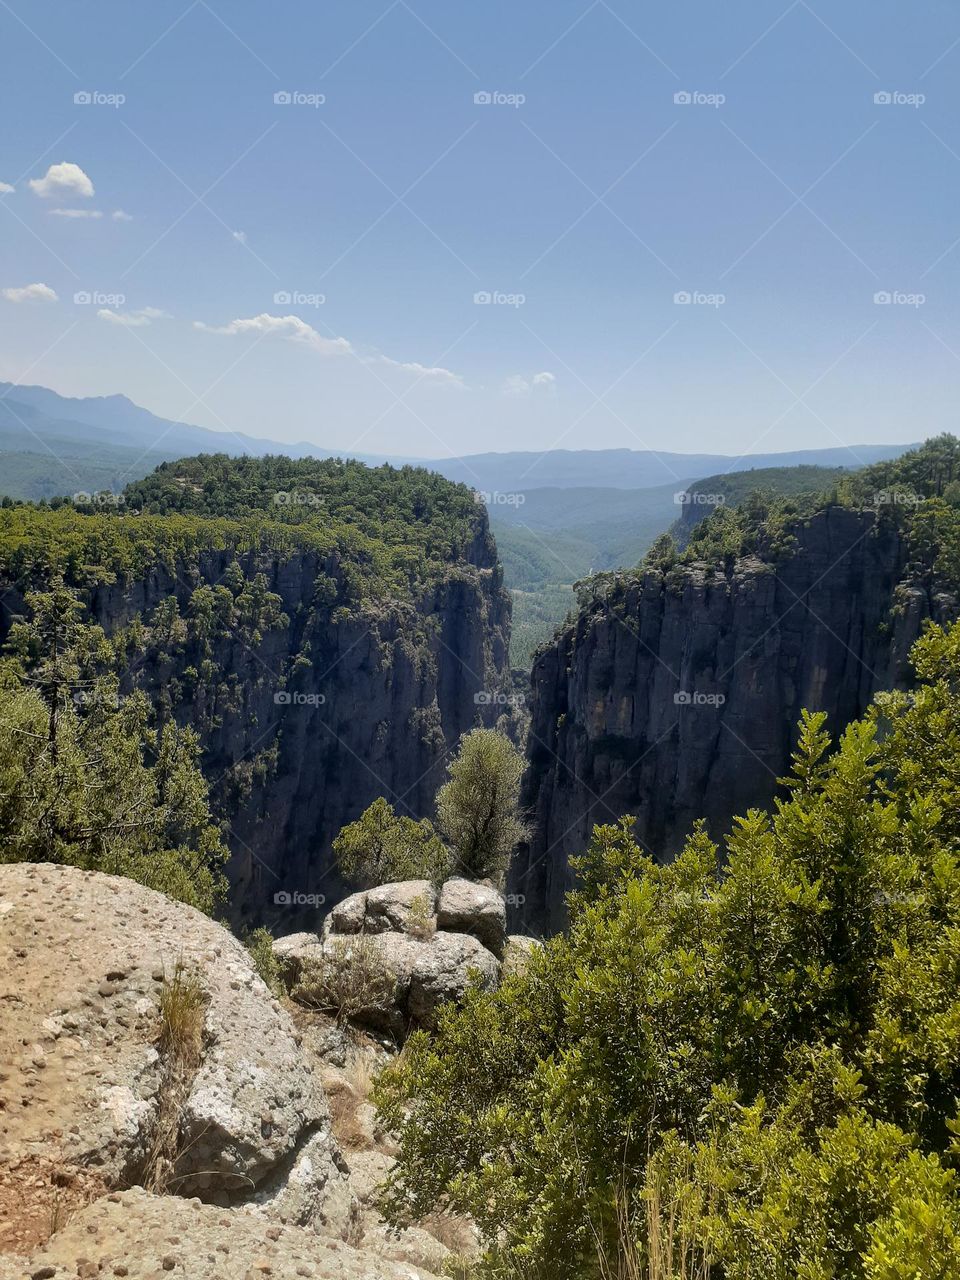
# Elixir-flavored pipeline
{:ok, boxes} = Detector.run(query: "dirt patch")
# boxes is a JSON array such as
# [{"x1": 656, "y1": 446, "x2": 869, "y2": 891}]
[{"x1": 0, "y1": 1156, "x2": 107, "y2": 1255}]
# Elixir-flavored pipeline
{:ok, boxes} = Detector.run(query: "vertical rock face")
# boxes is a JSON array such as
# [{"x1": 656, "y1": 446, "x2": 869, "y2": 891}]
[
  {"x1": 514, "y1": 507, "x2": 954, "y2": 933},
  {"x1": 0, "y1": 526, "x2": 511, "y2": 925}
]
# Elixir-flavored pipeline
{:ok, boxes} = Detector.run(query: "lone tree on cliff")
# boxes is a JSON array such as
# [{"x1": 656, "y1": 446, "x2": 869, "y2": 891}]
[{"x1": 436, "y1": 727, "x2": 528, "y2": 883}]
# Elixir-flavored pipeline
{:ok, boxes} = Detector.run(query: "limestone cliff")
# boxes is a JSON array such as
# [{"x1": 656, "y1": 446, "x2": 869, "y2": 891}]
[{"x1": 514, "y1": 505, "x2": 955, "y2": 932}]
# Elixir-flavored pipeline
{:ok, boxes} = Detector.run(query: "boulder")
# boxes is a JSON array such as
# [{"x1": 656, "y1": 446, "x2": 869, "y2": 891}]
[
  {"x1": 18, "y1": 1186, "x2": 445, "y2": 1279},
  {"x1": 325, "y1": 881, "x2": 438, "y2": 938},
  {"x1": 272, "y1": 930, "x2": 322, "y2": 983},
  {"x1": 408, "y1": 932, "x2": 500, "y2": 1025},
  {"x1": 437, "y1": 878, "x2": 507, "y2": 956},
  {"x1": 0, "y1": 863, "x2": 346, "y2": 1218},
  {"x1": 502, "y1": 933, "x2": 544, "y2": 978},
  {"x1": 301, "y1": 930, "x2": 498, "y2": 1034}
]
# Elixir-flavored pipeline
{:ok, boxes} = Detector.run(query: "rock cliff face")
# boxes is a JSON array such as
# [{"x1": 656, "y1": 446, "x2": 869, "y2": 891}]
[
  {"x1": 514, "y1": 506, "x2": 955, "y2": 932},
  {"x1": 0, "y1": 521, "x2": 510, "y2": 925}
]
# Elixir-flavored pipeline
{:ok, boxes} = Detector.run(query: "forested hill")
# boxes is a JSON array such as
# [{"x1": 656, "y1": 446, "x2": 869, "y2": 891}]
[
  {"x1": 517, "y1": 435, "x2": 960, "y2": 930},
  {"x1": 0, "y1": 455, "x2": 512, "y2": 922}
]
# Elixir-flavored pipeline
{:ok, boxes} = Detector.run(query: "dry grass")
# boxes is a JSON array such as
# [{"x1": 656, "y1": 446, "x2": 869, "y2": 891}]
[
  {"x1": 406, "y1": 892, "x2": 437, "y2": 940},
  {"x1": 328, "y1": 1046, "x2": 381, "y2": 1150},
  {"x1": 293, "y1": 936, "x2": 394, "y2": 1025},
  {"x1": 142, "y1": 962, "x2": 208, "y2": 1193}
]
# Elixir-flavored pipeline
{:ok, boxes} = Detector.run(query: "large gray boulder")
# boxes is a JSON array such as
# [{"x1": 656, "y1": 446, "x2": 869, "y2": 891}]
[
  {"x1": 437, "y1": 877, "x2": 507, "y2": 956},
  {"x1": 0, "y1": 863, "x2": 347, "y2": 1222},
  {"x1": 300, "y1": 929, "x2": 499, "y2": 1035},
  {"x1": 324, "y1": 880, "x2": 438, "y2": 937}
]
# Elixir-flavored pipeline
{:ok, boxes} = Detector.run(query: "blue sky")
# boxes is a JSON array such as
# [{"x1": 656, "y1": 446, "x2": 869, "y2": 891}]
[{"x1": 0, "y1": 0, "x2": 958, "y2": 459}]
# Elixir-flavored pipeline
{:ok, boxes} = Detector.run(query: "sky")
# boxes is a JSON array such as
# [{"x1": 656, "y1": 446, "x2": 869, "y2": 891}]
[{"x1": 0, "y1": 0, "x2": 959, "y2": 460}]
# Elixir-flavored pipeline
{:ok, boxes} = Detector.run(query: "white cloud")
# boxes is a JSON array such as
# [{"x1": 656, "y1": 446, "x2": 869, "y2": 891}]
[
  {"x1": 503, "y1": 370, "x2": 556, "y2": 395},
  {"x1": 0, "y1": 182, "x2": 14, "y2": 195},
  {"x1": 49, "y1": 208, "x2": 103, "y2": 219},
  {"x1": 2, "y1": 282, "x2": 59, "y2": 303},
  {"x1": 29, "y1": 162, "x2": 95, "y2": 200},
  {"x1": 232, "y1": 229, "x2": 247, "y2": 244},
  {"x1": 112, "y1": 209, "x2": 133, "y2": 222},
  {"x1": 194, "y1": 311, "x2": 464, "y2": 385},
  {"x1": 98, "y1": 306, "x2": 171, "y2": 328}
]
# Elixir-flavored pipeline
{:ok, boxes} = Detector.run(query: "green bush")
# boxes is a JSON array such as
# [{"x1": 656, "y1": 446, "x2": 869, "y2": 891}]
[
  {"x1": 376, "y1": 621, "x2": 960, "y2": 1279},
  {"x1": 333, "y1": 797, "x2": 451, "y2": 888}
]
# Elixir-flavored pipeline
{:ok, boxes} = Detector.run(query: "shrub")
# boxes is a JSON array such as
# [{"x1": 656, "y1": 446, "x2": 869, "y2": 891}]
[
  {"x1": 376, "y1": 622, "x2": 960, "y2": 1278},
  {"x1": 333, "y1": 796, "x2": 451, "y2": 888},
  {"x1": 294, "y1": 936, "x2": 395, "y2": 1025},
  {"x1": 244, "y1": 927, "x2": 282, "y2": 995}
]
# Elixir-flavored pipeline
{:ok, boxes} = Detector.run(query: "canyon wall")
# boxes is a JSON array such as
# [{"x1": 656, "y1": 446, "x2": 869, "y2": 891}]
[{"x1": 514, "y1": 506, "x2": 954, "y2": 933}]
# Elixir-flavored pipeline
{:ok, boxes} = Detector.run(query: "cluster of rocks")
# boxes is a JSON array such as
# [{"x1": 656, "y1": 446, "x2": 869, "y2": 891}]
[
  {"x1": 275, "y1": 877, "x2": 541, "y2": 1037},
  {"x1": 0, "y1": 864, "x2": 542, "y2": 1278}
]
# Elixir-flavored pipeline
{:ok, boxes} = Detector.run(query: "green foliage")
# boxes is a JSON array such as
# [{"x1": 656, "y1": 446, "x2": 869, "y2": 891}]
[
  {"x1": 333, "y1": 796, "x2": 451, "y2": 888},
  {"x1": 377, "y1": 622, "x2": 960, "y2": 1278},
  {"x1": 245, "y1": 927, "x2": 283, "y2": 995},
  {"x1": 0, "y1": 451, "x2": 492, "y2": 606},
  {"x1": 0, "y1": 583, "x2": 227, "y2": 913},
  {"x1": 436, "y1": 728, "x2": 528, "y2": 882}
]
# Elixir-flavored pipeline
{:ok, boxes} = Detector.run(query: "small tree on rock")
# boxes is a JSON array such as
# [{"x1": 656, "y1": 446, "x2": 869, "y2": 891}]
[
  {"x1": 333, "y1": 796, "x2": 450, "y2": 888},
  {"x1": 436, "y1": 728, "x2": 528, "y2": 882}
]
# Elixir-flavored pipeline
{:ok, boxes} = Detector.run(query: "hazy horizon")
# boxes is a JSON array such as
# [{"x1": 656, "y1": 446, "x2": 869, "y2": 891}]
[{"x1": 2, "y1": 2, "x2": 958, "y2": 461}]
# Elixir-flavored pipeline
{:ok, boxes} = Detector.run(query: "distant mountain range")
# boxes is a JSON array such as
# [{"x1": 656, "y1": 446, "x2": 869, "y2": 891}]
[{"x1": 0, "y1": 381, "x2": 916, "y2": 501}]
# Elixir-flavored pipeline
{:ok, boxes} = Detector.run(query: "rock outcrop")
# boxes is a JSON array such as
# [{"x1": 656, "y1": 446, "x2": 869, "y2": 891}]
[
  {"x1": 0, "y1": 863, "x2": 348, "y2": 1228},
  {"x1": 2, "y1": 1187, "x2": 444, "y2": 1279},
  {"x1": 515, "y1": 506, "x2": 957, "y2": 932},
  {"x1": 285, "y1": 879, "x2": 523, "y2": 1035}
]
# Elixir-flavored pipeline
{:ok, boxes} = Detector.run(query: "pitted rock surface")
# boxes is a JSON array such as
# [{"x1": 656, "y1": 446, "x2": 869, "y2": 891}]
[
  {"x1": 10, "y1": 1187, "x2": 445, "y2": 1279},
  {"x1": 0, "y1": 864, "x2": 345, "y2": 1210}
]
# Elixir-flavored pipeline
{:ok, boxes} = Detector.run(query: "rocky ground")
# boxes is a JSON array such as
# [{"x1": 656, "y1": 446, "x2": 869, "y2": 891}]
[{"x1": 0, "y1": 865, "x2": 536, "y2": 1278}]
